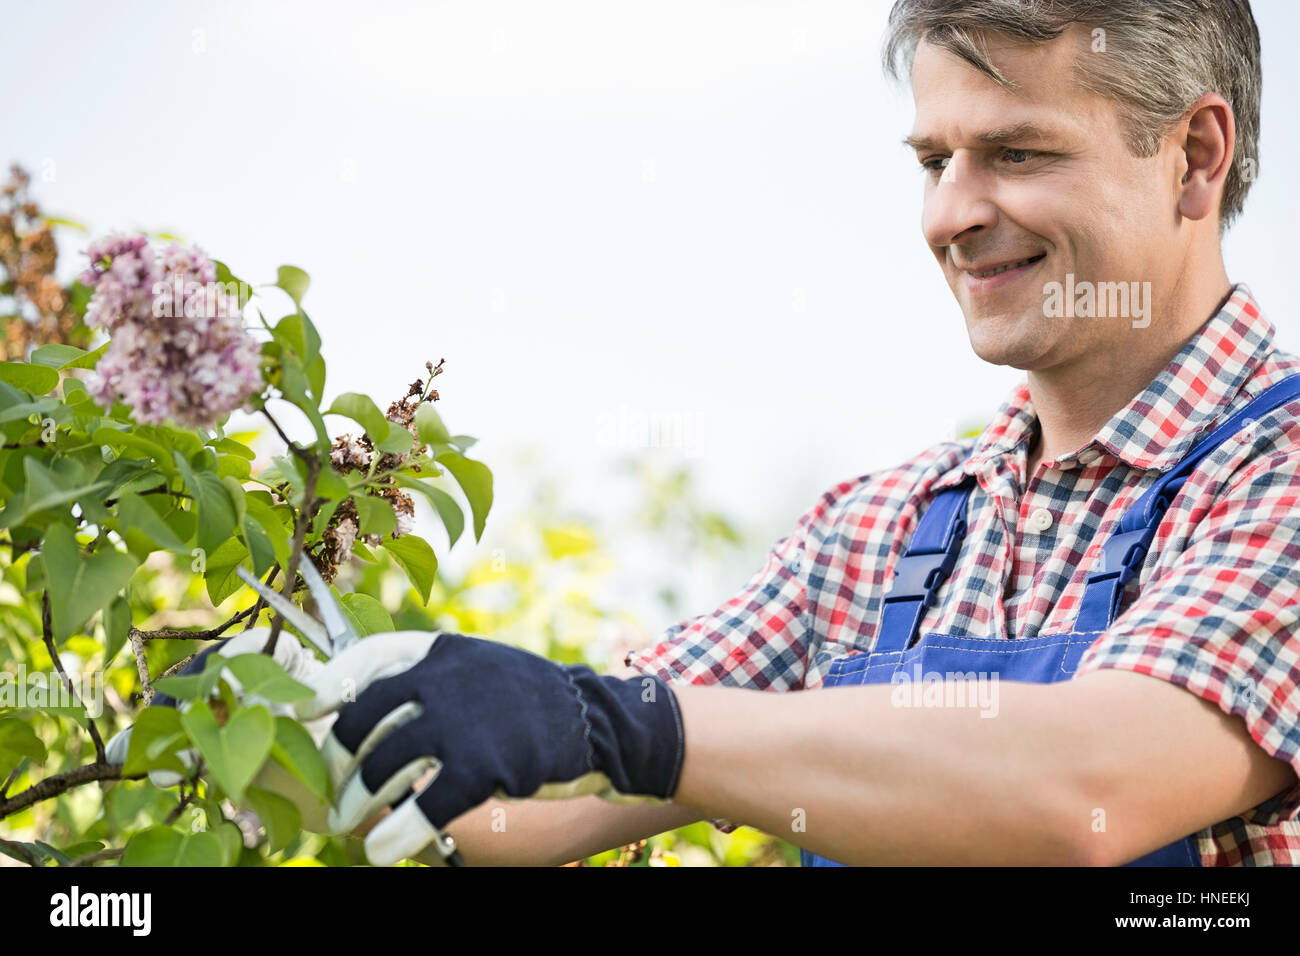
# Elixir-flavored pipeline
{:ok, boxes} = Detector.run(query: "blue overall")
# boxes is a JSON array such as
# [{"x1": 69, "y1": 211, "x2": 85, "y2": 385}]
[{"x1": 801, "y1": 373, "x2": 1300, "y2": 867}]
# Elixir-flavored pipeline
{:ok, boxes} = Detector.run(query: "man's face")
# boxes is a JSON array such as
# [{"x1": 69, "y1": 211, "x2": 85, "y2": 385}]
[{"x1": 908, "y1": 27, "x2": 1180, "y2": 371}]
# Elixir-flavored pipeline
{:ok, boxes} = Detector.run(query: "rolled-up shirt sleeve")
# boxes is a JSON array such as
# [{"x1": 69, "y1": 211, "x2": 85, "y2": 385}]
[{"x1": 1074, "y1": 445, "x2": 1300, "y2": 824}]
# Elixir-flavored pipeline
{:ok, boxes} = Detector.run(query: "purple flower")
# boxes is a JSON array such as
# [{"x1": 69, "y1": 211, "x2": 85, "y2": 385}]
[{"x1": 81, "y1": 234, "x2": 264, "y2": 428}]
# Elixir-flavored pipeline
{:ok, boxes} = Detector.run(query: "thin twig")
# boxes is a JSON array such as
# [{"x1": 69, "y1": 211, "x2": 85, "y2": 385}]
[
  {"x1": 156, "y1": 653, "x2": 196, "y2": 682},
  {"x1": 69, "y1": 846, "x2": 125, "y2": 867},
  {"x1": 260, "y1": 406, "x2": 317, "y2": 465},
  {"x1": 102, "y1": 486, "x2": 193, "y2": 508},
  {"x1": 0, "y1": 763, "x2": 129, "y2": 821},
  {"x1": 258, "y1": 408, "x2": 322, "y2": 657},
  {"x1": 130, "y1": 590, "x2": 272, "y2": 642},
  {"x1": 129, "y1": 627, "x2": 155, "y2": 706},
  {"x1": 162, "y1": 767, "x2": 202, "y2": 826},
  {"x1": 42, "y1": 592, "x2": 106, "y2": 764},
  {"x1": 0, "y1": 765, "x2": 21, "y2": 799},
  {"x1": 128, "y1": 567, "x2": 279, "y2": 704},
  {"x1": 264, "y1": 461, "x2": 319, "y2": 656}
]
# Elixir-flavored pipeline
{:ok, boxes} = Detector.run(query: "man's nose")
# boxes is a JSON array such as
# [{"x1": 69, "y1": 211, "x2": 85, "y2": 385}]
[{"x1": 921, "y1": 151, "x2": 998, "y2": 252}]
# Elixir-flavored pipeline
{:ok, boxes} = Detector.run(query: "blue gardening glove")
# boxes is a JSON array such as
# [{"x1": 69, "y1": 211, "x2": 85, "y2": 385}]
[{"x1": 293, "y1": 630, "x2": 686, "y2": 866}]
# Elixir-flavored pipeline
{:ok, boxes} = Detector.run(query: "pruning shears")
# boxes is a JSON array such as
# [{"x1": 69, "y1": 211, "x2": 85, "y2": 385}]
[
  {"x1": 236, "y1": 559, "x2": 358, "y2": 660},
  {"x1": 235, "y1": 560, "x2": 466, "y2": 867}
]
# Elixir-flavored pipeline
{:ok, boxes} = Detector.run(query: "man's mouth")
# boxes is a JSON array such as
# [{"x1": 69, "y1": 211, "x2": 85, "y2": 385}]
[
  {"x1": 964, "y1": 253, "x2": 1047, "y2": 278},
  {"x1": 958, "y1": 252, "x2": 1047, "y2": 295}
]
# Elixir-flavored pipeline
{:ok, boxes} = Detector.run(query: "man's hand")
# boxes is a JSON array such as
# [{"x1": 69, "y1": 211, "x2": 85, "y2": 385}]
[{"x1": 293, "y1": 630, "x2": 686, "y2": 866}]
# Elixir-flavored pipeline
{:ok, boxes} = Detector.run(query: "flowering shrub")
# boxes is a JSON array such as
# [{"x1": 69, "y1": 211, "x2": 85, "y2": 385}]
[
  {"x1": 0, "y1": 201, "x2": 492, "y2": 865},
  {"x1": 79, "y1": 235, "x2": 263, "y2": 428}
]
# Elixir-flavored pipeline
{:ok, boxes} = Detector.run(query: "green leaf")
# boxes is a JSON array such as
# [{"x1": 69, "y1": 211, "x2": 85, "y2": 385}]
[
  {"x1": 59, "y1": 341, "x2": 110, "y2": 371},
  {"x1": 152, "y1": 653, "x2": 227, "y2": 703},
  {"x1": 93, "y1": 426, "x2": 176, "y2": 475},
  {"x1": 270, "y1": 716, "x2": 331, "y2": 802},
  {"x1": 395, "y1": 476, "x2": 464, "y2": 548},
  {"x1": 121, "y1": 826, "x2": 225, "y2": 867},
  {"x1": 175, "y1": 451, "x2": 238, "y2": 555},
  {"x1": 0, "y1": 361, "x2": 58, "y2": 394},
  {"x1": 217, "y1": 454, "x2": 252, "y2": 480},
  {"x1": 244, "y1": 495, "x2": 291, "y2": 570},
  {"x1": 240, "y1": 514, "x2": 276, "y2": 577},
  {"x1": 306, "y1": 354, "x2": 326, "y2": 403},
  {"x1": 0, "y1": 717, "x2": 48, "y2": 766},
  {"x1": 28, "y1": 342, "x2": 109, "y2": 372},
  {"x1": 338, "y1": 592, "x2": 394, "y2": 636},
  {"x1": 222, "y1": 654, "x2": 314, "y2": 703},
  {"x1": 203, "y1": 537, "x2": 251, "y2": 605},
  {"x1": 116, "y1": 491, "x2": 190, "y2": 555},
  {"x1": 273, "y1": 312, "x2": 321, "y2": 369},
  {"x1": 213, "y1": 259, "x2": 250, "y2": 296},
  {"x1": 382, "y1": 533, "x2": 437, "y2": 603},
  {"x1": 414, "y1": 404, "x2": 451, "y2": 446},
  {"x1": 222, "y1": 474, "x2": 247, "y2": 527},
  {"x1": 375, "y1": 426, "x2": 415, "y2": 455},
  {"x1": 0, "y1": 456, "x2": 108, "y2": 530},
  {"x1": 245, "y1": 785, "x2": 302, "y2": 853},
  {"x1": 352, "y1": 495, "x2": 396, "y2": 537},
  {"x1": 325, "y1": 392, "x2": 390, "y2": 442},
  {"x1": 41, "y1": 524, "x2": 139, "y2": 641},
  {"x1": 209, "y1": 436, "x2": 256, "y2": 461},
  {"x1": 29, "y1": 344, "x2": 85, "y2": 368},
  {"x1": 103, "y1": 595, "x2": 132, "y2": 665},
  {"x1": 434, "y1": 451, "x2": 493, "y2": 541},
  {"x1": 212, "y1": 820, "x2": 244, "y2": 866},
  {"x1": 181, "y1": 700, "x2": 274, "y2": 803},
  {"x1": 275, "y1": 265, "x2": 311, "y2": 306},
  {"x1": 0, "y1": 394, "x2": 60, "y2": 425},
  {"x1": 122, "y1": 707, "x2": 187, "y2": 776}
]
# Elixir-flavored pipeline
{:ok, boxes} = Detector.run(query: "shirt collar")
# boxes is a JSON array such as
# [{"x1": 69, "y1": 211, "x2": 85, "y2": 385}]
[{"x1": 956, "y1": 282, "x2": 1274, "y2": 480}]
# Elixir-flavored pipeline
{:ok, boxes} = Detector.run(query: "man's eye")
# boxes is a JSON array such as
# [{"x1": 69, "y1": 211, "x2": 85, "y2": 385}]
[
  {"x1": 1001, "y1": 148, "x2": 1036, "y2": 165},
  {"x1": 919, "y1": 157, "x2": 949, "y2": 175}
]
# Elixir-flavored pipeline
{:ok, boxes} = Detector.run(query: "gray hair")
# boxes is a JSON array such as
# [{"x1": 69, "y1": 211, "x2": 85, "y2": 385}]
[{"x1": 883, "y1": 0, "x2": 1261, "y2": 234}]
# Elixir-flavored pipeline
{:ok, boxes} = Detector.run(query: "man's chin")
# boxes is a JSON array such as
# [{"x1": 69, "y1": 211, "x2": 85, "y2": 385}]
[{"x1": 964, "y1": 321, "x2": 1048, "y2": 371}]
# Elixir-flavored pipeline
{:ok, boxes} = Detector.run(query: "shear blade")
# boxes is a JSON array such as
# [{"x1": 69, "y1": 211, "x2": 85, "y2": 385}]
[
  {"x1": 296, "y1": 556, "x2": 360, "y2": 653},
  {"x1": 235, "y1": 565, "x2": 334, "y2": 658}
]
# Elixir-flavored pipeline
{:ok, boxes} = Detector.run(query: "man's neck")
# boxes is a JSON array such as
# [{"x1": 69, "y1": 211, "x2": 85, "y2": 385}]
[{"x1": 1024, "y1": 273, "x2": 1234, "y2": 476}]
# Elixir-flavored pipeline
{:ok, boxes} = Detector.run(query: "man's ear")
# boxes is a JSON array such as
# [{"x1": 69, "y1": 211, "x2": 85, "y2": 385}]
[{"x1": 1176, "y1": 92, "x2": 1235, "y2": 224}]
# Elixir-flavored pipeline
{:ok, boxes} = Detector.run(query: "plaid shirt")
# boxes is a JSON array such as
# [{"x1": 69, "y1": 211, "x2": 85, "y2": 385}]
[{"x1": 626, "y1": 283, "x2": 1300, "y2": 866}]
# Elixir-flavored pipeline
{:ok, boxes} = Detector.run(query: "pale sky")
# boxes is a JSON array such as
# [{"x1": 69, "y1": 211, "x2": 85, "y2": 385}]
[{"x1": 11, "y1": 0, "x2": 1300, "y2": 631}]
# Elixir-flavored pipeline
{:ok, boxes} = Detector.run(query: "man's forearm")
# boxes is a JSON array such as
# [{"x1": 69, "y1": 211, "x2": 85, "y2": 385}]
[
  {"x1": 669, "y1": 671, "x2": 1296, "y2": 865},
  {"x1": 427, "y1": 795, "x2": 704, "y2": 866}
]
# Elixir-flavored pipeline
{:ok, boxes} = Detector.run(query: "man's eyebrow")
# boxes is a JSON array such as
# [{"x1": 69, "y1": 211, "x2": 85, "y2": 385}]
[{"x1": 903, "y1": 122, "x2": 1065, "y2": 153}]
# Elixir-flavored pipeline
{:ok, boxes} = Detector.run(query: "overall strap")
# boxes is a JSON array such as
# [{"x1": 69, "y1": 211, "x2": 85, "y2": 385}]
[
  {"x1": 1074, "y1": 372, "x2": 1300, "y2": 632},
  {"x1": 874, "y1": 475, "x2": 976, "y2": 653}
]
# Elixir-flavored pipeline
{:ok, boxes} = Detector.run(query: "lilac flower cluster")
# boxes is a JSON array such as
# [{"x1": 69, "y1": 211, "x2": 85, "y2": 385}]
[{"x1": 80, "y1": 233, "x2": 264, "y2": 428}]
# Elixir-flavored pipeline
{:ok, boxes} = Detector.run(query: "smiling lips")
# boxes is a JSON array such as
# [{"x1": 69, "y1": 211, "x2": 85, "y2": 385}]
[
  {"x1": 965, "y1": 253, "x2": 1046, "y2": 277},
  {"x1": 958, "y1": 252, "x2": 1047, "y2": 294}
]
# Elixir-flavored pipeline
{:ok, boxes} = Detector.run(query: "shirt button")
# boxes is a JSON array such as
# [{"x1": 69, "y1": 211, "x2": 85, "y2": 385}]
[
  {"x1": 1078, "y1": 448, "x2": 1102, "y2": 465},
  {"x1": 1027, "y1": 507, "x2": 1054, "y2": 533}
]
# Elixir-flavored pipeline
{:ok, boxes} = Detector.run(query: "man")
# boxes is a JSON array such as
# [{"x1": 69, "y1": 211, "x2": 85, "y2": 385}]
[{"x1": 291, "y1": 0, "x2": 1300, "y2": 866}]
